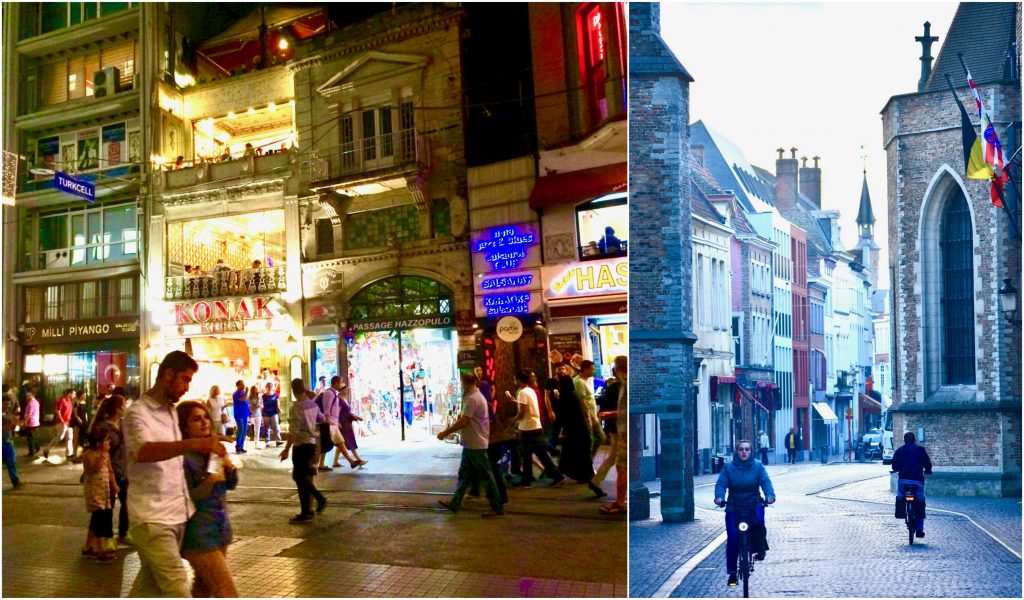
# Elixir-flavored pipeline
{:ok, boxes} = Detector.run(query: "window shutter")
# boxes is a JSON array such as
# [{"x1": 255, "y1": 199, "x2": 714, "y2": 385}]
[
  {"x1": 67, "y1": 55, "x2": 85, "y2": 99},
  {"x1": 40, "y1": 59, "x2": 68, "y2": 106},
  {"x1": 84, "y1": 53, "x2": 101, "y2": 96},
  {"x1": 100, "y1": 40, "x2": 136, "y2": 88}
]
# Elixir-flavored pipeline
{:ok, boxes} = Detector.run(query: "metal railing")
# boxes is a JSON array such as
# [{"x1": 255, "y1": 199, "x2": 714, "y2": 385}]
[
  {"x1": 165, "y1": 266, "x2": 287, "y2": 300},
  {"x1": 311, "y1": 128, "x2": 426, "y2": 183}
]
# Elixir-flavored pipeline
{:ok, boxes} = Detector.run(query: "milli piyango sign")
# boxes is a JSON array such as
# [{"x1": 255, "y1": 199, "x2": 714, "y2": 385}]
[{"x1": 20, "y1": 316, "x2": 139, "y2": 345}]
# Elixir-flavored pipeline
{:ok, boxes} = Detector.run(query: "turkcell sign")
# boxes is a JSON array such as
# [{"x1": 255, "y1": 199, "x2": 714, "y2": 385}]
[{"x1": 55, "y1": 172, "x2": 96, "y2": 203}]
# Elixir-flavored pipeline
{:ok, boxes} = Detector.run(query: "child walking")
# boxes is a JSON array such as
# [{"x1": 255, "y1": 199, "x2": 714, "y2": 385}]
[{"x1": 81, "y1": 428, "x2": 118, "y2": 562}]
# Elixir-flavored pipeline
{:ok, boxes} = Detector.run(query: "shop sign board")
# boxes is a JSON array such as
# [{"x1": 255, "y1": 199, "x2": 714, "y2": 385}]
[
  {"x1": 474, "y1": 292, "x2": 542, "y2": 318},
  {"x1": 54, "y1": 171, "x2": 96, "y2": 202},
  {"x1": 305, "y1": 302, "x2": 338, "y2": 327},
  {"x1": 302, "y1": 266, "x2": 344, "y2": 297},
  {"x1": 350, "y1": 315, "x2": 454, "y2": 332},
  {"x1": 20, "y1": 316, "x2": 139, "y2": 345},
  {"x1": 542, "y1": 256, "x2": 628, "y2": 300},
  {"x1": 470, "y1": 222, "x2": 541, "y2": 273},
  {"x1": 473, "y1": 267, "x2": 542, "y2": 296},
  {"x1": 496, "y1": 316, "x2": 524, "y2": 342},
  {"x1": 168, "y1": 296, "x2": 286, "y2": 335}
]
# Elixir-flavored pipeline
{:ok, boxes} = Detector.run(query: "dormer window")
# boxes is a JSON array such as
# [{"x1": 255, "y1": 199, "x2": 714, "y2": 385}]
[{"x1": 576, "y1": 192, "x2": 627, "y2": 260}]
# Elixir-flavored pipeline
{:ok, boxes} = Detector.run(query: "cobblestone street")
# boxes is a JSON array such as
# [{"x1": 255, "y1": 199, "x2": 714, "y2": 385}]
[
  {"x1": 631, "y1": 462, "x2": 1022, "y2": 598},
  {"x1": 2, "y1": 438, "x2": 626, "y2": 598}
]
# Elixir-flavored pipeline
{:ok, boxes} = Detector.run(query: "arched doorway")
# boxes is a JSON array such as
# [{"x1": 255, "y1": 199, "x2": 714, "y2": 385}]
[{"x1": 346, "y1": 275, "x2": 459, "y2": 441}]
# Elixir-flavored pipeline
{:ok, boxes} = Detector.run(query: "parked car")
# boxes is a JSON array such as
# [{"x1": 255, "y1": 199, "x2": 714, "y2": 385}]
[{"x1": 862, "y1": 428, "x2": 883, "y2": 461}]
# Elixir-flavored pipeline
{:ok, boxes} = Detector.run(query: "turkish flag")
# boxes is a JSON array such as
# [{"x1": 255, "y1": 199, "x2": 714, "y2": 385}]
[{"x1": 96, "y1": 351, "x2": 129, "y2": 388}]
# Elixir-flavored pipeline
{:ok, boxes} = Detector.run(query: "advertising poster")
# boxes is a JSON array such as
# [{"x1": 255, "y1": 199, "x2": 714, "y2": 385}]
[
  {"x1": 548, "y1": 333, "x2": 584, "y2": 372},
  {"x1": 38, "y1": 137, "x2": 59, "y2": 169},
  {"x1": 78, "y1": 135, "x2": 99, "y2": 170},
  {"x1": 103, "y1": 123, "x2": 126, "y2": 167}
]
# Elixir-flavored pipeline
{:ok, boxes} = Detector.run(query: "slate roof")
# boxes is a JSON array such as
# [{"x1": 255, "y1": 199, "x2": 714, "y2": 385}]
[
  {"x1": 690, "y1": 121, "x2": 775, "y2": 213},
  {"x1": 689, "y1": 157, "x2": 727, "y2": 226},
  {"x1": 857, "y1": 173, "x2": 876, "y2": 226},
  {"x1": 923, "y1": 3, "x2": 1019, "y2": 92}
]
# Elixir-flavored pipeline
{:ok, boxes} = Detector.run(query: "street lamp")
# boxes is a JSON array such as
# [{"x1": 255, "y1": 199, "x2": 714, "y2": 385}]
[{"x1": 998, "y1": 278, "x2": 1019, "y2": 326}]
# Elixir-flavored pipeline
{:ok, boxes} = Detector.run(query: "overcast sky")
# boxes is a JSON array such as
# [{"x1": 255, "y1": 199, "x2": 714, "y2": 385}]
[{"x1": 660, "y1": 1, "x2": 961, "y2": 282}]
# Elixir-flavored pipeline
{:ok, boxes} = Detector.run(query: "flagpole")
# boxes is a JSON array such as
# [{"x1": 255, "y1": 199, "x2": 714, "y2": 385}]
[{"x1": 952, "y1": 57, "x2": 1022, "y2": 240}]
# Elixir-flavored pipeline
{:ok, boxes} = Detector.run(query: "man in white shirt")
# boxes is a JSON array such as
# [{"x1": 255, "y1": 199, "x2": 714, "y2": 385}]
[
  {"x1": 437, "y1": 371, "x2": 504, "y2": 517},
  {"x1": 514, "y1": 369, "x2": 565, "y2": 488},
  {"x1": 573, "y1": 360, "x2": 605, "y2": 456},
  {"x1": 124, "y1": 351, "x2": 230, "y2": 597}
]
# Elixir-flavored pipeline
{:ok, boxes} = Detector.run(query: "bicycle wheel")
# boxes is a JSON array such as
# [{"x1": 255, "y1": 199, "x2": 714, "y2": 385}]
[
  {"x1": 907, "y1": 504, "x2": 915, "y2": 545},
  {"x1": 739, "y1": 534, "x2": 750, "y2": 597}
]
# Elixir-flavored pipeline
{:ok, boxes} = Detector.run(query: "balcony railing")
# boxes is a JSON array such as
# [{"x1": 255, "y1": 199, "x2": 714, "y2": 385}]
[
  {"x1": 311, "y1": 128, "x2": 427, "y2": 184},
  {"x1": 163, "y1": 151, "x2": 293, "y2": 191},
  {"x1": 165, "y1": 266, "x2": 286, "y2": 300}
]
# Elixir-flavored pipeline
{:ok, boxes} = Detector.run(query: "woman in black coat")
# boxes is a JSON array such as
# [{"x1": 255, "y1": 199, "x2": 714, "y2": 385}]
[{"x1": 555, "y1": 375, "x2": 595, "y2": 483}]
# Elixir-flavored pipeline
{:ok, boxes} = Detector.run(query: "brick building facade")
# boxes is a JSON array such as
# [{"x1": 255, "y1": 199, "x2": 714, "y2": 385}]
[
  {"x1": 882, "y1": 3, "x2": 1021, "y2": 496},
  {"x1": 628, "y1": 2, "x2": 697, "y2": 522}
]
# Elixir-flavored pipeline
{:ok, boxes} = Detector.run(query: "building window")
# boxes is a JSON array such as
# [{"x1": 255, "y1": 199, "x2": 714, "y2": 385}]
[
  {"x1": 576, "y1": 192, "x2": 627, "y2": 258},
  {"x1": 316, "y1": 218, "x2": 335, "y2": 256},
  {"x1": 21, "y1": 202, "x2": 139, "y2": 272},
  {"x1": 939, "y1": 192, "x2": 975, "y2": 385},
  {"x1": 348, "y1": 276, "x2": 453, "y2": 322},
  {"x1": 577, "y1": 3, "x2": 608, "y2": 126},
  {"x1": 38, "y1": 39, "x2": 138, "y2": 106}
]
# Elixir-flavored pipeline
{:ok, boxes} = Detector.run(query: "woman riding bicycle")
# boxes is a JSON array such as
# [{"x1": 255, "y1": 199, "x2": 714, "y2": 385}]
[{"x1": 714, "y1": 440, "x2": 776, "y2": 588}]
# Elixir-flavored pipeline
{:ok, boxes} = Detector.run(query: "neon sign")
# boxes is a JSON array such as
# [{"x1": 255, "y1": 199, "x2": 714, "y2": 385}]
[
  {"x1": 481, "y1": 273, "x2": 535, "y2": 291},
  {"x1": 482, "y1": 292, "x2": 532, "y2": 316},
  {"x1": 472, "y1": 224, "x2": 538, "y2": 271},
  {"x1": 543, "y1": 257, "x2": 628, "y2": 300}
]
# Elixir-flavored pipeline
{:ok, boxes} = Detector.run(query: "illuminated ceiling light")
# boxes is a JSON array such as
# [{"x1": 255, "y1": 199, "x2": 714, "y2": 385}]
[
  {"x1": 268, "y1": 102, "x2": 277, "y2": 111},
  {"x1": 278, "y1": 38, "x2": 289, "y2": 51},
  {"x1": 247, "y1": 107, "x2": 255, "y2": 115},
  {"x1": 228, "y1": 111, "x2": 236, "y2": 119}
]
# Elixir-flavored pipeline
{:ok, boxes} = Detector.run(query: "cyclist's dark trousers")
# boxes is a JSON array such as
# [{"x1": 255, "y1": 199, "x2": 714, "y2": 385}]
[{"x1": 725, "y1": 506, "x2": 766, "y2": 574}]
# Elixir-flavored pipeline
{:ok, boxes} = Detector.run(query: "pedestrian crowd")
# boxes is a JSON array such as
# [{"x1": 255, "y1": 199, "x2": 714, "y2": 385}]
[
  {"x1": 2, "y1": 350, "x2": 628, "y2": 596},
  {"x1": 437, "y1": 356, "x2": 628, "y2": 517}
]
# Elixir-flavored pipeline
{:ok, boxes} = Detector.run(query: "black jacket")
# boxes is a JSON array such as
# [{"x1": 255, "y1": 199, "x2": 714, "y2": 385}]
[{"x1": 891, "y1": 443, "x2": 932, "y2": 483}]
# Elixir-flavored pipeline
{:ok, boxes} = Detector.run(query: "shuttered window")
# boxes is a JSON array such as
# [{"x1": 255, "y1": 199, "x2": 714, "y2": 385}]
[
  {"x1": 37, "y1": 40, "x2": 136, "y2": 107},
  {"x1": 41, "y1": 60, "x2": 68, "y2": 105}
]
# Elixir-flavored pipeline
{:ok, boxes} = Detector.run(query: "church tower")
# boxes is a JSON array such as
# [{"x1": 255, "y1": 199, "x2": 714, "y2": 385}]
[{"x1": 854, "y1": 170, "x2": 881, "y2": 289}]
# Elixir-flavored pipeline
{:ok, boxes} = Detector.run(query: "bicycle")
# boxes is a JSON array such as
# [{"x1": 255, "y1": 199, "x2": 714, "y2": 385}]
[
  {"x1": 717, "y1": 500, "x2": 769, "y2": 598},
  {"x1": 902, "y1": 482, "x2": 918, "y2": 545}
]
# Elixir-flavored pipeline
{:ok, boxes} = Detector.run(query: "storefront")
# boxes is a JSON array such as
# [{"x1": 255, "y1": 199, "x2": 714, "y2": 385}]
[
  {"x1": 19, "y1": 315, "x2": 141, "y2": 410},
  {"x1": 343, "y1": 275, "x2": 462, "y2": 441},
  {"x1": 154, "y1": 293, "x2": 299, "y2": 403},
  {"x1": 541, "y1": 255, "x2": 627, "y2": 380}
]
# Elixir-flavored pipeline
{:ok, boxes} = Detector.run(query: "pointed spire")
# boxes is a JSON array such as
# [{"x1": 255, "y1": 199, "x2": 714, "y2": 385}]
[{"x1": 857, "y1": 171, "x2": 876, "y2": 231}]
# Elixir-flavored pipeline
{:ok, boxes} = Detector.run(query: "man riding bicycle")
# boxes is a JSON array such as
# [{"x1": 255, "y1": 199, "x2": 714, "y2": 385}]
[
  {"x1": 891, "y1": 431, "x2": 932, "y2": 537},
  {"x1": 714, "y1": 440, "x2": 776, "y2": 588}
]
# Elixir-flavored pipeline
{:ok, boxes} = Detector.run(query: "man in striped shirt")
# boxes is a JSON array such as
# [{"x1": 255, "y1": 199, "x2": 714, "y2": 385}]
[{"x1": 279, "y1": 379, "x2": 327, "y2": 523}]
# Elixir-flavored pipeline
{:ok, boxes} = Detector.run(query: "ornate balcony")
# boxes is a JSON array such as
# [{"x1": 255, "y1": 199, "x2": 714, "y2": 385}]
[
  {"x1": 165, "y1": 266, "x2": 287, "y2": 300},
  {"x1": 310, "y1": 128, "x2": 428, "y2": 189}
]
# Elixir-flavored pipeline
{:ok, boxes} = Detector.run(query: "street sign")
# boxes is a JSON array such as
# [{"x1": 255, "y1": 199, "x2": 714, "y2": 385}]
[{"x1": 54, "y1": 171, "x2": 95, "y2": 203}]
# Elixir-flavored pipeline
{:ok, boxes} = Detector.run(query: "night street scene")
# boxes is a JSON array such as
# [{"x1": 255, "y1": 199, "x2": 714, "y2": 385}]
[
  {"x1": 629, "y1": 2, "x2": 1020, "y2": 598},
  {"x1": 1, "y1": 2, "x2": 627, "y2": 597}
]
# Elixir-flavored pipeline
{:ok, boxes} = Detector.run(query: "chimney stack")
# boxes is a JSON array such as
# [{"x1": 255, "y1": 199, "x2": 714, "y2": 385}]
[
  {"x1": 799, "y1": 154, "x2": 822, "y2": 209},
  {"x1": 775, "y1": 146, "x2": 799, "y2": 210}
]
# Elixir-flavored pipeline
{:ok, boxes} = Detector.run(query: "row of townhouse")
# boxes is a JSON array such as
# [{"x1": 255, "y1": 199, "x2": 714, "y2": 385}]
[
  {"x1": 1, "y1": 2, "x2": 628, "y2": 441},
  {"x1": 636, "y1": 119, "x2": 882, "y2": 479}
]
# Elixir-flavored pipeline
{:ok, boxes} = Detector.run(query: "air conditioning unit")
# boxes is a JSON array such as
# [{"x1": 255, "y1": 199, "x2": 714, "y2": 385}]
[{"x1": 93, "y1": 67, "x2": 121, "y2": 98}]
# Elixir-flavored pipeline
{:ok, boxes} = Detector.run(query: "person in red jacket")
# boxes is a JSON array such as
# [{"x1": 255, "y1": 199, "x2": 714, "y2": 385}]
[{"x1": 42, "y1": 388, "x2": 75, "y2": 462}]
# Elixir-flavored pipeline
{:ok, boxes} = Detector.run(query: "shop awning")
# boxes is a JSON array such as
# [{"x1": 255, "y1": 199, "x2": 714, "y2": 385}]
[
  {"x1": 859, "y1": 393, "x2": 882, "y2": 414},
  {"x1": 188, "y1": 338, "x2": 249, "y2": 366},
  {"x1": 548, "y1": 299, "x2": 626, "y2": 318},
  {"x1": 528, "y1": 162, "x2": 627, "y2": 210},
  {"x1": 812, "y1": 402, "x2": 839, "y2": 424}
]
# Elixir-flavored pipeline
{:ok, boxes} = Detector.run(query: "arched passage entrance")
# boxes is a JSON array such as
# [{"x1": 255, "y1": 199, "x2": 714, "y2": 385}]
[{"x1": 346, "y1": 275, "x2": 459, "y2": 441}]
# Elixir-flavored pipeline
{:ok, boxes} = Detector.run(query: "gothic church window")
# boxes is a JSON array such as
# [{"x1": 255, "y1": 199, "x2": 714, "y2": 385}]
[{"x1": 939, "y1": 190, "x2": 976, "y2": 385}]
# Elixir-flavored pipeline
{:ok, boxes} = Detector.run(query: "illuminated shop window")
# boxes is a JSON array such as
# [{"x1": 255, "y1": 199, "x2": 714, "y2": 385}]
[{"x1": 575, "y1": 192, "x2": 627, "y2": 259}]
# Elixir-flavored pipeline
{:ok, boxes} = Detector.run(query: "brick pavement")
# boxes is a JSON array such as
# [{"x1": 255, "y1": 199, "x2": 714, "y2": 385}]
[
  {"x1": 3, "y1": 438, "x2": 626, "y2": 598},
  {"x1": 632, "y1": 463, "x2": 1021, "y2": 598}
]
